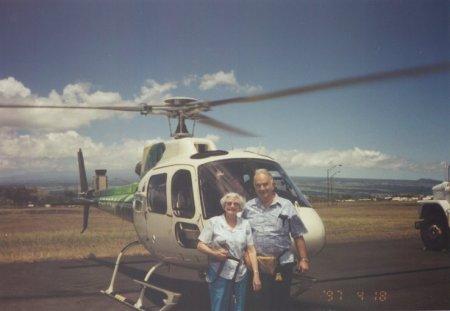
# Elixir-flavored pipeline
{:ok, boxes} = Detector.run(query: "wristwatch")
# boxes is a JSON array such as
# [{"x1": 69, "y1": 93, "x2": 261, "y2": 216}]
[{"x1": 300, "y1": 257, "x2": 310, "y2": 263}]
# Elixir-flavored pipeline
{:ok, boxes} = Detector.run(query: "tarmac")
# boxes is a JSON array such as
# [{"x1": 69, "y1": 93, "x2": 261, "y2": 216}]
[{"x1": 1, "y1": 238, "x2": 449, "y2": 310}]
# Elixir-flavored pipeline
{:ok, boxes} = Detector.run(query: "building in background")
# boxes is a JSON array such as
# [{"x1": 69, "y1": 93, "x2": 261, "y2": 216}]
[{"x1": 93, "y1": 169, "x2": 108, "y2": 192}]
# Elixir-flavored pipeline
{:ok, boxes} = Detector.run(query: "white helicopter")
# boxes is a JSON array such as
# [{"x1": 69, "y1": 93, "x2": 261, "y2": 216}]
[{"x1": 1, "y1": 62, "x2": 449, "y2": 311}]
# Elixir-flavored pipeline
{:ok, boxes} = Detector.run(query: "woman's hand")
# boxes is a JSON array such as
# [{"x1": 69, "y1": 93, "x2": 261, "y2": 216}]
[
  {"x1": 252, "y1": 273, "x2": 262, "y2": 291},
  {"x1": 197, "y1": 242, "x2": 228, "y2": 261},
  {"x1": 214, "y1": 248, "x2": 229, "y2": 261}
]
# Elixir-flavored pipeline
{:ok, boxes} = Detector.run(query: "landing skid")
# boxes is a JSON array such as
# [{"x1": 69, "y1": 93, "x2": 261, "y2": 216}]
[{"x1": 100, "y1": 240, "x2": 181, "y2": 311}]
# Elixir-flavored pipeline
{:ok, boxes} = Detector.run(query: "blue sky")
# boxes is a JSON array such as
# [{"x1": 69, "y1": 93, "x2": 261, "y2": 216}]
[{"x1": 0, "y1": 0, "x2": 448, "y2": 180}]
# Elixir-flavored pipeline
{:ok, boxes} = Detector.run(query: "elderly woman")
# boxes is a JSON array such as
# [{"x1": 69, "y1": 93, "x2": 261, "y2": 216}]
[{"x1": 197, "y1": 192, "x2": 261, "y2": 311}]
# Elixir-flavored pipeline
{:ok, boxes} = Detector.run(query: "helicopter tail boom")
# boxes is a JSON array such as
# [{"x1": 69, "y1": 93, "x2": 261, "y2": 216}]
[{"x1": 77, "y1": 149, "x2": 135, "y2": 232}]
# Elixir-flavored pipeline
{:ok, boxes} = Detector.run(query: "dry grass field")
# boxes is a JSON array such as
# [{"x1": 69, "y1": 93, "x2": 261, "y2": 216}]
[
  {"x1": 314, "y1": 201, "x2": 418, "y2": 243},
  {"x1": 0, "y1": 207, "x2": 147, "y2": 263},
  {"x1": 0, "y1": 201, "x2": 419, "y2": 263}
]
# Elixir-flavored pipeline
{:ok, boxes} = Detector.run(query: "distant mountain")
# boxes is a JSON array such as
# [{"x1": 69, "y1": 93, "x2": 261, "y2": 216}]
[
  {"x1": 0, "y1": 170, "x2": 137, "y2": 188},
  {"x1": 292, "y1": 176, "x2": 442, "y2": 199},
  {"x1": 0, "y1": 170, "x2": 442, "y2": 200},
  {"x1": 416, "y1": 178, "x2": 441, "y2": 184}
]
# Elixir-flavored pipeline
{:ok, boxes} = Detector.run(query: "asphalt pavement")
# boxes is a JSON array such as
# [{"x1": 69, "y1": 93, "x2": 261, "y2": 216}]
[{"x1": 1, "y1": 238, "x2": 449, "y2": 310}]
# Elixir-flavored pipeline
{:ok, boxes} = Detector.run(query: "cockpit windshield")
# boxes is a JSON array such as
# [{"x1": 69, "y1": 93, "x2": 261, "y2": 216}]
[{"x1": 198, "y1": 158, "x2": 311, "y2": 219}]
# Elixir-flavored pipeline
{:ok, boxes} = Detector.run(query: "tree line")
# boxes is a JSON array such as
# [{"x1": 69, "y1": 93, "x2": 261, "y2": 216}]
[{"x1": 0, "y1": 186, "x2": 77, "y2": 207}]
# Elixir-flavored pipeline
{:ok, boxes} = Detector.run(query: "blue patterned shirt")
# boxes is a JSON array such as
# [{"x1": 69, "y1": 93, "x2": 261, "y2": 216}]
[{"x1": 242, "y1": 194, "x2": 308, "y2": 265}]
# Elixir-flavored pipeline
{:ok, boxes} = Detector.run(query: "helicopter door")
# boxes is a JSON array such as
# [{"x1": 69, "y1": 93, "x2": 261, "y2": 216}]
[
  {"x1": 144, "y1": 173, "x2": 172, "y2": 256},
  {"x1": 133, "y1": 186, "x2": 148, "y2": 241},
  {"x1": 170, "y1": 167, "x2": 202, "y2": 255}
]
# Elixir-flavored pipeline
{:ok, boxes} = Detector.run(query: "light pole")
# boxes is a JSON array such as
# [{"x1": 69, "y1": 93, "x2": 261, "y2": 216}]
[
  {"x1": 327, "y1": 164, "x2": 341, "y2": 206},
  {"x1": 446, "y1": 162, "x2": 449, "y2": 182},
  {"x1": 330, "y1": 170, "x2": 340, "y2": 204}
]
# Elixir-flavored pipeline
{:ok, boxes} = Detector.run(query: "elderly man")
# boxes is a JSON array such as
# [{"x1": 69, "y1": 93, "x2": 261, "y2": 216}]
[{"x1": 242, "y1": 168, "x2": 309, "y2": 311}]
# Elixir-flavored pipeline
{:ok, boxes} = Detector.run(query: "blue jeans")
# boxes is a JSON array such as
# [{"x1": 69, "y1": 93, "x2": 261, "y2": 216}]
[{"x1": 207, "y1": 266, "x2": 248, "y2": 311}]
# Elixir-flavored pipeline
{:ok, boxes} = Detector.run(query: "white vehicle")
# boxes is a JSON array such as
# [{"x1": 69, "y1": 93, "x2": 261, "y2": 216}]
[{"x1": 415, "y1": 181, "x2": 450, "y2": 250}]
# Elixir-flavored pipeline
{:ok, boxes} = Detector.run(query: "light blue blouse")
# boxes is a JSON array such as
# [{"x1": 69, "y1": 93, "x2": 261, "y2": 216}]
[{"x1": 198, "y1": 214, "x2": 254, "y2": 282}]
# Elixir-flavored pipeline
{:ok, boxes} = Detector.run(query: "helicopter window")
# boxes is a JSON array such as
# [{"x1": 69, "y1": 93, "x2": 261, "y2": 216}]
[
  {"x1": 143, "y1": 143, "x2": 166, "y2": 176},
  {"x1": 198, "y1": 159, "x2": 311, "y2": 219},
  {"x1": 147, "y1": 173, "x2": 167, "y2": 214},
  {"x1": 171, "y1": 170, "x2": 195, "y2": 219}
]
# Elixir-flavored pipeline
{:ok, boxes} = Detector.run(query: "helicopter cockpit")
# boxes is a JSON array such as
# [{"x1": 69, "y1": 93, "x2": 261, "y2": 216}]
[{"x1": 198, "y1": 158, "x2": 311, "y2": 219}]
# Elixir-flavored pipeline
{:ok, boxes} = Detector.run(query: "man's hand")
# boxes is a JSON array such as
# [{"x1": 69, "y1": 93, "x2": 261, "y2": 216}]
[
  {"x1": 297, "y1": 258, "x2": 309, "y2": 273},
  {"x1": 294, "y1": 236, "x2": 309, "y2": 273}
]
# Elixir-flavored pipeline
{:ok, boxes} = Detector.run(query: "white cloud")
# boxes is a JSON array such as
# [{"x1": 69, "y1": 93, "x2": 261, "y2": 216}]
[
  {"x1": 0, "y1": 129, "x2": 160, "y2": 172},
  {"x1": 199, "y1": 70, "x2": 262, "y2": 94},
  {"x1": 243, "y1": 146, "x2": 442, "y2": 173},
  {"x1": 0, "y1": 128, "x2": 443, "y2": 177},
  {"x1": 0, "y1": 129, "x2": 222, "y2": 173},
  {"x1": 0, "y1": 158, "x2": 11, "y2": 170},
  {"x1": 182, "y1": 74, "x2": 198, "y2": 86},
  {"x1": 0, "y1": 77, "x2": 31, "y2": 98},
  {"x1": 134, "y1": 79, "x2": 177, "y2": 104},
  {"x1": 199, "y1": 71, "x2": 238, "y2": 90},
  {"x1": 0, "y1": 77, "x2": 180, "y2": 132},
  {"x1": 0, "y1": 78, "x2": 133, "y2": 131},
  {"x1": 237, "y1": 84, "x2": 263, "y2": 94},
  {"x1": 0, "y1": 72, "x2": 262, "y2": 132}
]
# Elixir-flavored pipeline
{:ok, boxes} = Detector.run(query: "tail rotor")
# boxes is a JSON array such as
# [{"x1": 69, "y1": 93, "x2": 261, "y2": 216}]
[{"x1": 77, "y1": 148, "x2": 94, "y2": 233}]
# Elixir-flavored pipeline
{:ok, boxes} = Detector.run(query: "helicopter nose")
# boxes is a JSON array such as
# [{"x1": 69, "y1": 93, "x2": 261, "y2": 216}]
[{"x1": 295, "y1": 205, "x2": 326, "y2": 256}]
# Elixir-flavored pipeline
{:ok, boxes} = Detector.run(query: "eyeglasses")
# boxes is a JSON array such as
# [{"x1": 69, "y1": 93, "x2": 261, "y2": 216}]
[{"x1": 225, "y1": 201, "x2": 240, "y2": 207}]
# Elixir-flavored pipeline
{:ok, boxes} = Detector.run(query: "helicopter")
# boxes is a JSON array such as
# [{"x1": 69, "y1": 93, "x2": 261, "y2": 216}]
[{"x1": 1, "y1": 62, "x2": 449, "y2": 311}]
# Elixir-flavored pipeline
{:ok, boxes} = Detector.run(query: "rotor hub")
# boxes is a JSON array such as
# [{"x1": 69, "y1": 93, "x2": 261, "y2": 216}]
[{"x1": 164, "y1": 97, "x2": 198, "y2": 107}]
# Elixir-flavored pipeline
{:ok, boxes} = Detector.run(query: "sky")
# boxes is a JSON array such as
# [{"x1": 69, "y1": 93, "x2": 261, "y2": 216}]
[{"x1": 0, "y1": 0, "x2": 448, "y2": 181}]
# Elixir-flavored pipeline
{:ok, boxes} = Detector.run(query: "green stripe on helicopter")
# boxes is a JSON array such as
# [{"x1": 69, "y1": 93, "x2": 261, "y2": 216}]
[
  {"x1": 97, "y1": 195, "x2": 135, "y2": 222},
  {"x1": 95, "y1": 183, "x2": 138, "y2": 222},
  {"x1": 96, "y1": 182, "x2": 139, "y2": 198},
  {"x1": 98, "y1": 194, "x2": 135, "y2": 204}
]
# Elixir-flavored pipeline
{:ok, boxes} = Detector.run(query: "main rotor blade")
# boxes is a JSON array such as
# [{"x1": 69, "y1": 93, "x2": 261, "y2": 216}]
[
  {"x1": 196, "y1": 114, "x2": 257, "y2": 137},
  {"x1": 0, "y1": 104, "x2": 143, "y2": 111},
  {"x1": 201, "y1": 61, "x2": 450, "y2": 107}
]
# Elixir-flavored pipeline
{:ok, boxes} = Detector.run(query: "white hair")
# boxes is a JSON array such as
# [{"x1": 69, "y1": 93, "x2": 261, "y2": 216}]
[
  {"x1": 220, "y1": 192, "x2": 245, "y2": 210},
  {"x1": 254, "y1": 168, "x2": 273, "y2": 180}
]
